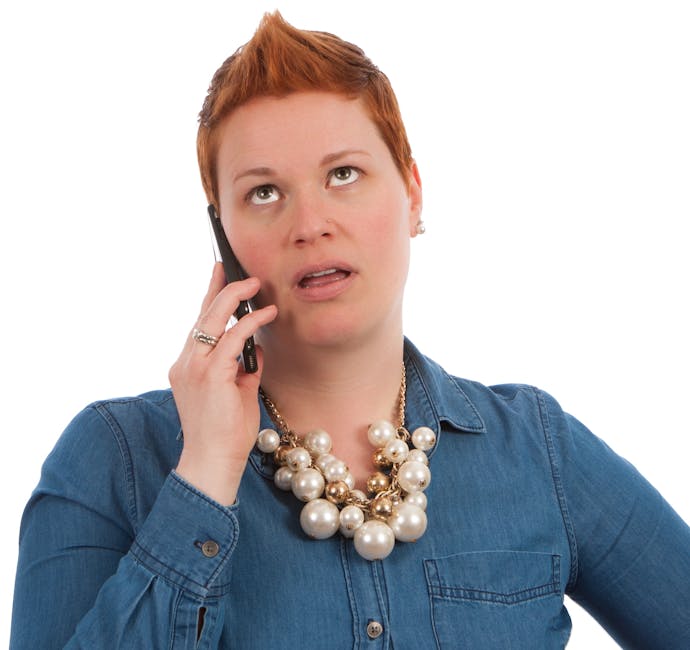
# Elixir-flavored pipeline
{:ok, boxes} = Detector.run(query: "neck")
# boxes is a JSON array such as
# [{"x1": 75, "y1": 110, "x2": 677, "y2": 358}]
[{"x1": 258, "y1": 331, "x2": 405, "y2": 444}]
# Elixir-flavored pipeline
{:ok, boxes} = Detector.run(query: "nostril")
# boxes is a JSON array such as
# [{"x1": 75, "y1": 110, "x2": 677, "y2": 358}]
[
  {"x1": 289, "y1": 208, "x2": 335, "y2": 243},
  {"x1": 293, "y1": 230, "x2": 332, "y2": 246}
]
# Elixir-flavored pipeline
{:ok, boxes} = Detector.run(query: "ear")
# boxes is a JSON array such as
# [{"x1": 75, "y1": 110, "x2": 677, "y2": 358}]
[{"x1": 406, "y1": 161, "x2": 423, "y2": 237}]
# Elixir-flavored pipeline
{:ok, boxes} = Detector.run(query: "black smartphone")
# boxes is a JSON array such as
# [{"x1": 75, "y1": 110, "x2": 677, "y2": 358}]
[{"x1": 207, "y1": 204, "x2": 258, "y2": 373}]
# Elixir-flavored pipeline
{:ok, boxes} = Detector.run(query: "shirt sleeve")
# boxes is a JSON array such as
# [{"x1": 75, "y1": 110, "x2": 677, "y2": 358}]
[
  {"x1": 11, "y1": 404, "x2": 239, "y2": 649},
  {"x1": 538, "y1": 390, "x2": 690, "y2": 649}
]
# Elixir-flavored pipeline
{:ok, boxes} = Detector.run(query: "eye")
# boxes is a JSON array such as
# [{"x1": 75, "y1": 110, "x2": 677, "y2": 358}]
[
  {"x1": 248, "y1": 184, "x2": 280, "y2": 205},
  {"x1": 327, "y1": 166, "x2": 360, "y2": 187}
]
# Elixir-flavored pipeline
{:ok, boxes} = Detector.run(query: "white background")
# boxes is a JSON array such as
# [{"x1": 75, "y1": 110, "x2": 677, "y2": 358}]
[{"x1": 1, "y1": 1, "x2": 688, "y2": 646}]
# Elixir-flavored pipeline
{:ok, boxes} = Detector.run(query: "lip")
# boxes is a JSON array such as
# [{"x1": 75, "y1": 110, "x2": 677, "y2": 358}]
[{"x1": 291, "y1": 261, "x2": 356, "y2": 301}]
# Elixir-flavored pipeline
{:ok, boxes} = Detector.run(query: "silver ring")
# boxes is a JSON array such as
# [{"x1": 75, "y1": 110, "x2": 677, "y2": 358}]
[{"x1": 192, "y1": 328, "x2": 219, "y2": 347}]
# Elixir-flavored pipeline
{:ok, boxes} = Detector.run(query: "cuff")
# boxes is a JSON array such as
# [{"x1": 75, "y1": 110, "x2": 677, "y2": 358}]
[{"x1": 130, "y1": 471, "x2": 239, "y2": 598}]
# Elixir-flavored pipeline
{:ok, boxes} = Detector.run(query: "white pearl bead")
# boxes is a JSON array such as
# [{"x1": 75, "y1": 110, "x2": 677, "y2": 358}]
[
  {"x1": 407, "y1": 449, "x2": 429, "y2": 465},
  {"x1": 397, "y1": 460, "x2": 431, "y2": 493},
  {"x1": 383, "y1": 438, "x2": 409, "y2": 463},
  {"x1": 404, "y1": 491, "x2": 428, "y2": 511},
  {"x1": 367, "y1": 419, "x2": 397, "y2": 447},
  {"x1": 256, "y1": 428, "x2": 281, "y2": 453},
  {"x1": 339, "y1": 505, "x2": 365, "y2": 537},
  {"x1": 388, "y1": 503, "x2": 427, "y2": 542},
  {"x1": 300, "y1": 499, "x2": 340, "y2": 539},
  {"x1": 304, "y1": 428, "x2": 332, "y2": 456},
  {"x1": 353, "y1": 520, "x2": 396, "y2": 560},
  {"x1": 274, "y1": 466, "x2": 294, "y2": 491},
  {"x1": 343, "y1": 472, "x2": 355, "y2": 490},
  {"x1": 291, "y1": 468, "x2": 325, "y2": 502},
  {"x1": 323, "y1": 458, "x2": 348, "y2": 482},
  {"x1": 349, "y1": 489, "x2": 368, "y2": 504},
  {"x1": 411, "y1": 426, "x2": 436, "y2": 451},
  {"x1": 286, "y1": 447, "x2": 311, "y2": 472},
  {"x1": 315, "y1": 453, "x2": 337, "y2": 473}
]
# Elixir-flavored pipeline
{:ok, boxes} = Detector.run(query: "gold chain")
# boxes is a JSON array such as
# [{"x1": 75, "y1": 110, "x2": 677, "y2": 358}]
[
  {"x1": 255, "y1": 360, "x2": 433, "y2": 560},
  {"x1": 258, "y1": 362, "x2": 409, "y2": 512},
  {"x1": 259, "y1": 363, "x2": 407, "y2": 445}
]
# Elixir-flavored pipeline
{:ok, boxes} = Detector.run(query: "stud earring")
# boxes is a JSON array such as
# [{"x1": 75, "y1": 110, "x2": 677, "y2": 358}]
[{"x1": 415, "y1": 220, "x2": 426, "y2": 235}]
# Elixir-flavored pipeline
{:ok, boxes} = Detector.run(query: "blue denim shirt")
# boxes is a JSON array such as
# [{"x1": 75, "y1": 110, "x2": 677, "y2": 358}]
[{"x1": 11, "y1": 339, "x2": 690, "y2": 649}]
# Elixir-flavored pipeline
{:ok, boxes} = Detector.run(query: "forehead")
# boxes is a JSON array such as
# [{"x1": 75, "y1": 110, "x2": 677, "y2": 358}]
[{"x1": 215, "y1": 91, "x2": 388, "y2": 173}]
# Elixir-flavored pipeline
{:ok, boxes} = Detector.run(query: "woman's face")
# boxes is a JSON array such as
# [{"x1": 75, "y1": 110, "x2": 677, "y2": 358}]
[{"x1": 216, "y1": 91, "x2": 422, "y2": 350}]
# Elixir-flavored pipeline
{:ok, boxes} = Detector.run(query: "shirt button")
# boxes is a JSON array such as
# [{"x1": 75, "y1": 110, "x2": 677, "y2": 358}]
[
  {"x1": 366, "y1": 620, "x2": 383, "y2": 639},
  {"x1": 200, "y1": 540, "x2": 220, "y2": 558}
]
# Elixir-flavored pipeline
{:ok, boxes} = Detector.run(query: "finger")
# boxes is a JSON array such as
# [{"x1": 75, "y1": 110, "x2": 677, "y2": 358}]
[
  {"x1": 179, "y1": 275, "x2": 262, "y2": 361},
  {"x1": 195, "y1": 276, "x2": 262, "y2": 341},
  {"x1": 177, "y1": 264, "x2": 228, "y2": 359},
  {"x1": 198, "y1": 262, "x2": 227, "y2": 316},
  {"x1": 207, "y1": 304, "x2": 278, "y2": 372}
]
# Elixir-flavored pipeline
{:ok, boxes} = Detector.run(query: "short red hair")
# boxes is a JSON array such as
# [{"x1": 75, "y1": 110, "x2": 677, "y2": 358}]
[{"x1": 197, "y1": 11, "x2": 413, "y2": 207}]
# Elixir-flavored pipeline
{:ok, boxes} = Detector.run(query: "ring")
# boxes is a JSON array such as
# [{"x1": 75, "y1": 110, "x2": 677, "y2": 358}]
[{"x1": 192, "y1": 328, "x2": 219, "y2": 347}]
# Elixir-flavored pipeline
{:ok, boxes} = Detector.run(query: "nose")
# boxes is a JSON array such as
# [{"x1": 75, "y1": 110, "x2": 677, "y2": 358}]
[{"x1": 288, "y1": 191, "x2": 334, "y2": 246}]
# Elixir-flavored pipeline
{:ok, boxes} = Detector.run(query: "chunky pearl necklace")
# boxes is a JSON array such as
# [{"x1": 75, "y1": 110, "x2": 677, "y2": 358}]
[{"x1": 256, "y1": 365, "x2": 436, "y2": 561}]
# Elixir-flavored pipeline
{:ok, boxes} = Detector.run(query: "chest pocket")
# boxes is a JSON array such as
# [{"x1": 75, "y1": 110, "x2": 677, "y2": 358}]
[{"x1": 424, "y1": 551, "x2": 569, "y2": 649}]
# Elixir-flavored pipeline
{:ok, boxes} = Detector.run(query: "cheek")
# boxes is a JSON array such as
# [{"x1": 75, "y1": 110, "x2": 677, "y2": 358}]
[
  {"x1": 364, "y1": 203, "x2": 411, "y2": 285},
  {"x1": 229, "y1": 233, "x2": 278, "y2": 304},
  {"x1": 225, "y1": 221, "x2": 267, "y2": 275},
  {"x1": 237, "y1": 243, "x2": 268, "y2": 278},
  {"x1": 363, "y1": 196, "x2": 411, "y2": 246}
]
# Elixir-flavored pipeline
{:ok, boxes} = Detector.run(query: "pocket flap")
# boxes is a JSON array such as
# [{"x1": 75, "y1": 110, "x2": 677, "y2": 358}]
[{"x1": 425, "y1": 550, "x2": 560, "y2": 604}]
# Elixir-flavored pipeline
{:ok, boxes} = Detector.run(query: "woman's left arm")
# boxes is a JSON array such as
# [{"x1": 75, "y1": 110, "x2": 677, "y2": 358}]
[{"x1": 540, "y1": 391, "x2": 690, "y2": 649}]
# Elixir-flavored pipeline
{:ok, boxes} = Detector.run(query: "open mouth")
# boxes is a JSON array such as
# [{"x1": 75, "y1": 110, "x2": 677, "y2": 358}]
[{"x1": 298, "y1": 268, "x2": 352, "y2": 289}]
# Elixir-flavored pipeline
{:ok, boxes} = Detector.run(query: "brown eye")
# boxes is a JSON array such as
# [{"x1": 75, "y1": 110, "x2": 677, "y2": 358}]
[
  {"x1": 250, "y1": 185, "x2": 279, "y2": 205},
  {"x1": 328, "y1": 166, "x2": 360, "y2": 187}
]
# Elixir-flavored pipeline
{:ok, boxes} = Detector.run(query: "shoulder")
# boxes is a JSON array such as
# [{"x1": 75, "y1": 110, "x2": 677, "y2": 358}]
[
  {"x1": 55, "y1": 388, "x2": 179, "y2": 453},
  {"x1": 34, "y1": 389, "x2": 181, "y2": 529},
  {"x1": 83, "y1": 389, "x2": 180, "y2": 438},
  {"x1": 404, "y1": 337, "x2": 561, "y2": 434},
  {"x1": 44, "y1": 389, "x2": 180, "y2": 489}
]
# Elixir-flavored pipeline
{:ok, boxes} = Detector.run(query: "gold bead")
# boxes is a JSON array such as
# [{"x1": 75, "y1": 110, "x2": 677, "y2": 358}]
[
  {"x1": 273, "y1": 445, "x2": 291, "y2": 466},
  {"x1": 366, "y1": 471, "x2": 390, "y2": 495},
  {"x1": 369, "y1": 495, "x2": 394, "y2": 520},
  {"x1": 372, "y1": 448, "x2": 393, "y2": 469},
  {"x1": 325, "y1": 481, "x2": 349, "y2": 504}
]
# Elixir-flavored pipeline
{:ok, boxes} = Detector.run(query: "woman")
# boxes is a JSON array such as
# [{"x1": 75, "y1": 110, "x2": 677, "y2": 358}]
[{"x1": 11, "y1": 12, "x2": 690, "y2": 649}]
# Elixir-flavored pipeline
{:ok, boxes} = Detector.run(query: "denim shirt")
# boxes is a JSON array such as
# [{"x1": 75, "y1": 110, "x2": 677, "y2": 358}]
[{"x1": 11, "y1": 340, "x2": 690, "y2": 649}]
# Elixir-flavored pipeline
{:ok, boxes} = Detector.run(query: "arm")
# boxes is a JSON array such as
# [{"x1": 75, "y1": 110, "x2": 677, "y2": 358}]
[
  {"x1": 540, "y1": 391, "x2": 690, "y2": 649},
  {"x1": 11, "y1": 405, "x2": 237, "y2": 649},
  {"x1": 12, "y1": 265, "x2": 277, "y2": 648}
]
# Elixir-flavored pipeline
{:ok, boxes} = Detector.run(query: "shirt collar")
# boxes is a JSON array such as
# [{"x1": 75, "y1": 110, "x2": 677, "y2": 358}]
[
  {"x1": 250, "y1": 338, "x2": 485, "y2": 478},
  {"x1": 247, "y1": 339, "x2": 487, "y2": 433},
  {"x1": 403, "y1": 337, "x2": 486, "y2": 438}
]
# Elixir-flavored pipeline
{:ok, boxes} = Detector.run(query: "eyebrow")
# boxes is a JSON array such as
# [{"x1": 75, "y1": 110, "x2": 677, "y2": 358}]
[
  {"x1": 233, "y1": 166, "x2": 275, "y2": 183},
  {"x1": 320, "y1": 149, "x2": 370, "y2": 166},
  {"x1": 233, "y1": 150, "x2": 371, "y2": 184}
]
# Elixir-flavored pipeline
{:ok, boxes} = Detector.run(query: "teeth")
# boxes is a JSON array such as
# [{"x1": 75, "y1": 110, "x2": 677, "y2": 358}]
[{"x1": 305, "y1": 268, "x2": 338, "y2": 279}]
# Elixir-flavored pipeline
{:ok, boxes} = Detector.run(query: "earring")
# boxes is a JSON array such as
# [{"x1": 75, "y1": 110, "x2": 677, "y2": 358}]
[{"x1": 415, "y1": 220, "x2": 426, "y2": 235}]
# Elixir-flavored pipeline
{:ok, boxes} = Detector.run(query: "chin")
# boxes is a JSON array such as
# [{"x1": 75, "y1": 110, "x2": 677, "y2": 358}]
[
  {"x1": 264, "y1": 298, "x2": 402, "y2": 352},
  {"x1": 301, "y1": 307, "x2": 403, "y2": 351},
  {"x1": 298, "y1": 317, "x2": 362, "y2": 349}
]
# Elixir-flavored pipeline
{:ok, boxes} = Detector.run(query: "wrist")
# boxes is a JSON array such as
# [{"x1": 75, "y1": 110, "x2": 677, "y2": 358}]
[{"x1": 175, "y1": 451, "x2": 246, "y2": 506}]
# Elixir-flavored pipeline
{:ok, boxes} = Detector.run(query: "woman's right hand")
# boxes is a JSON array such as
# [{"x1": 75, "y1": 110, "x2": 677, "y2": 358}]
[{"x1": 170, "y1": 263, "x2": 278, "y2": 505}]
